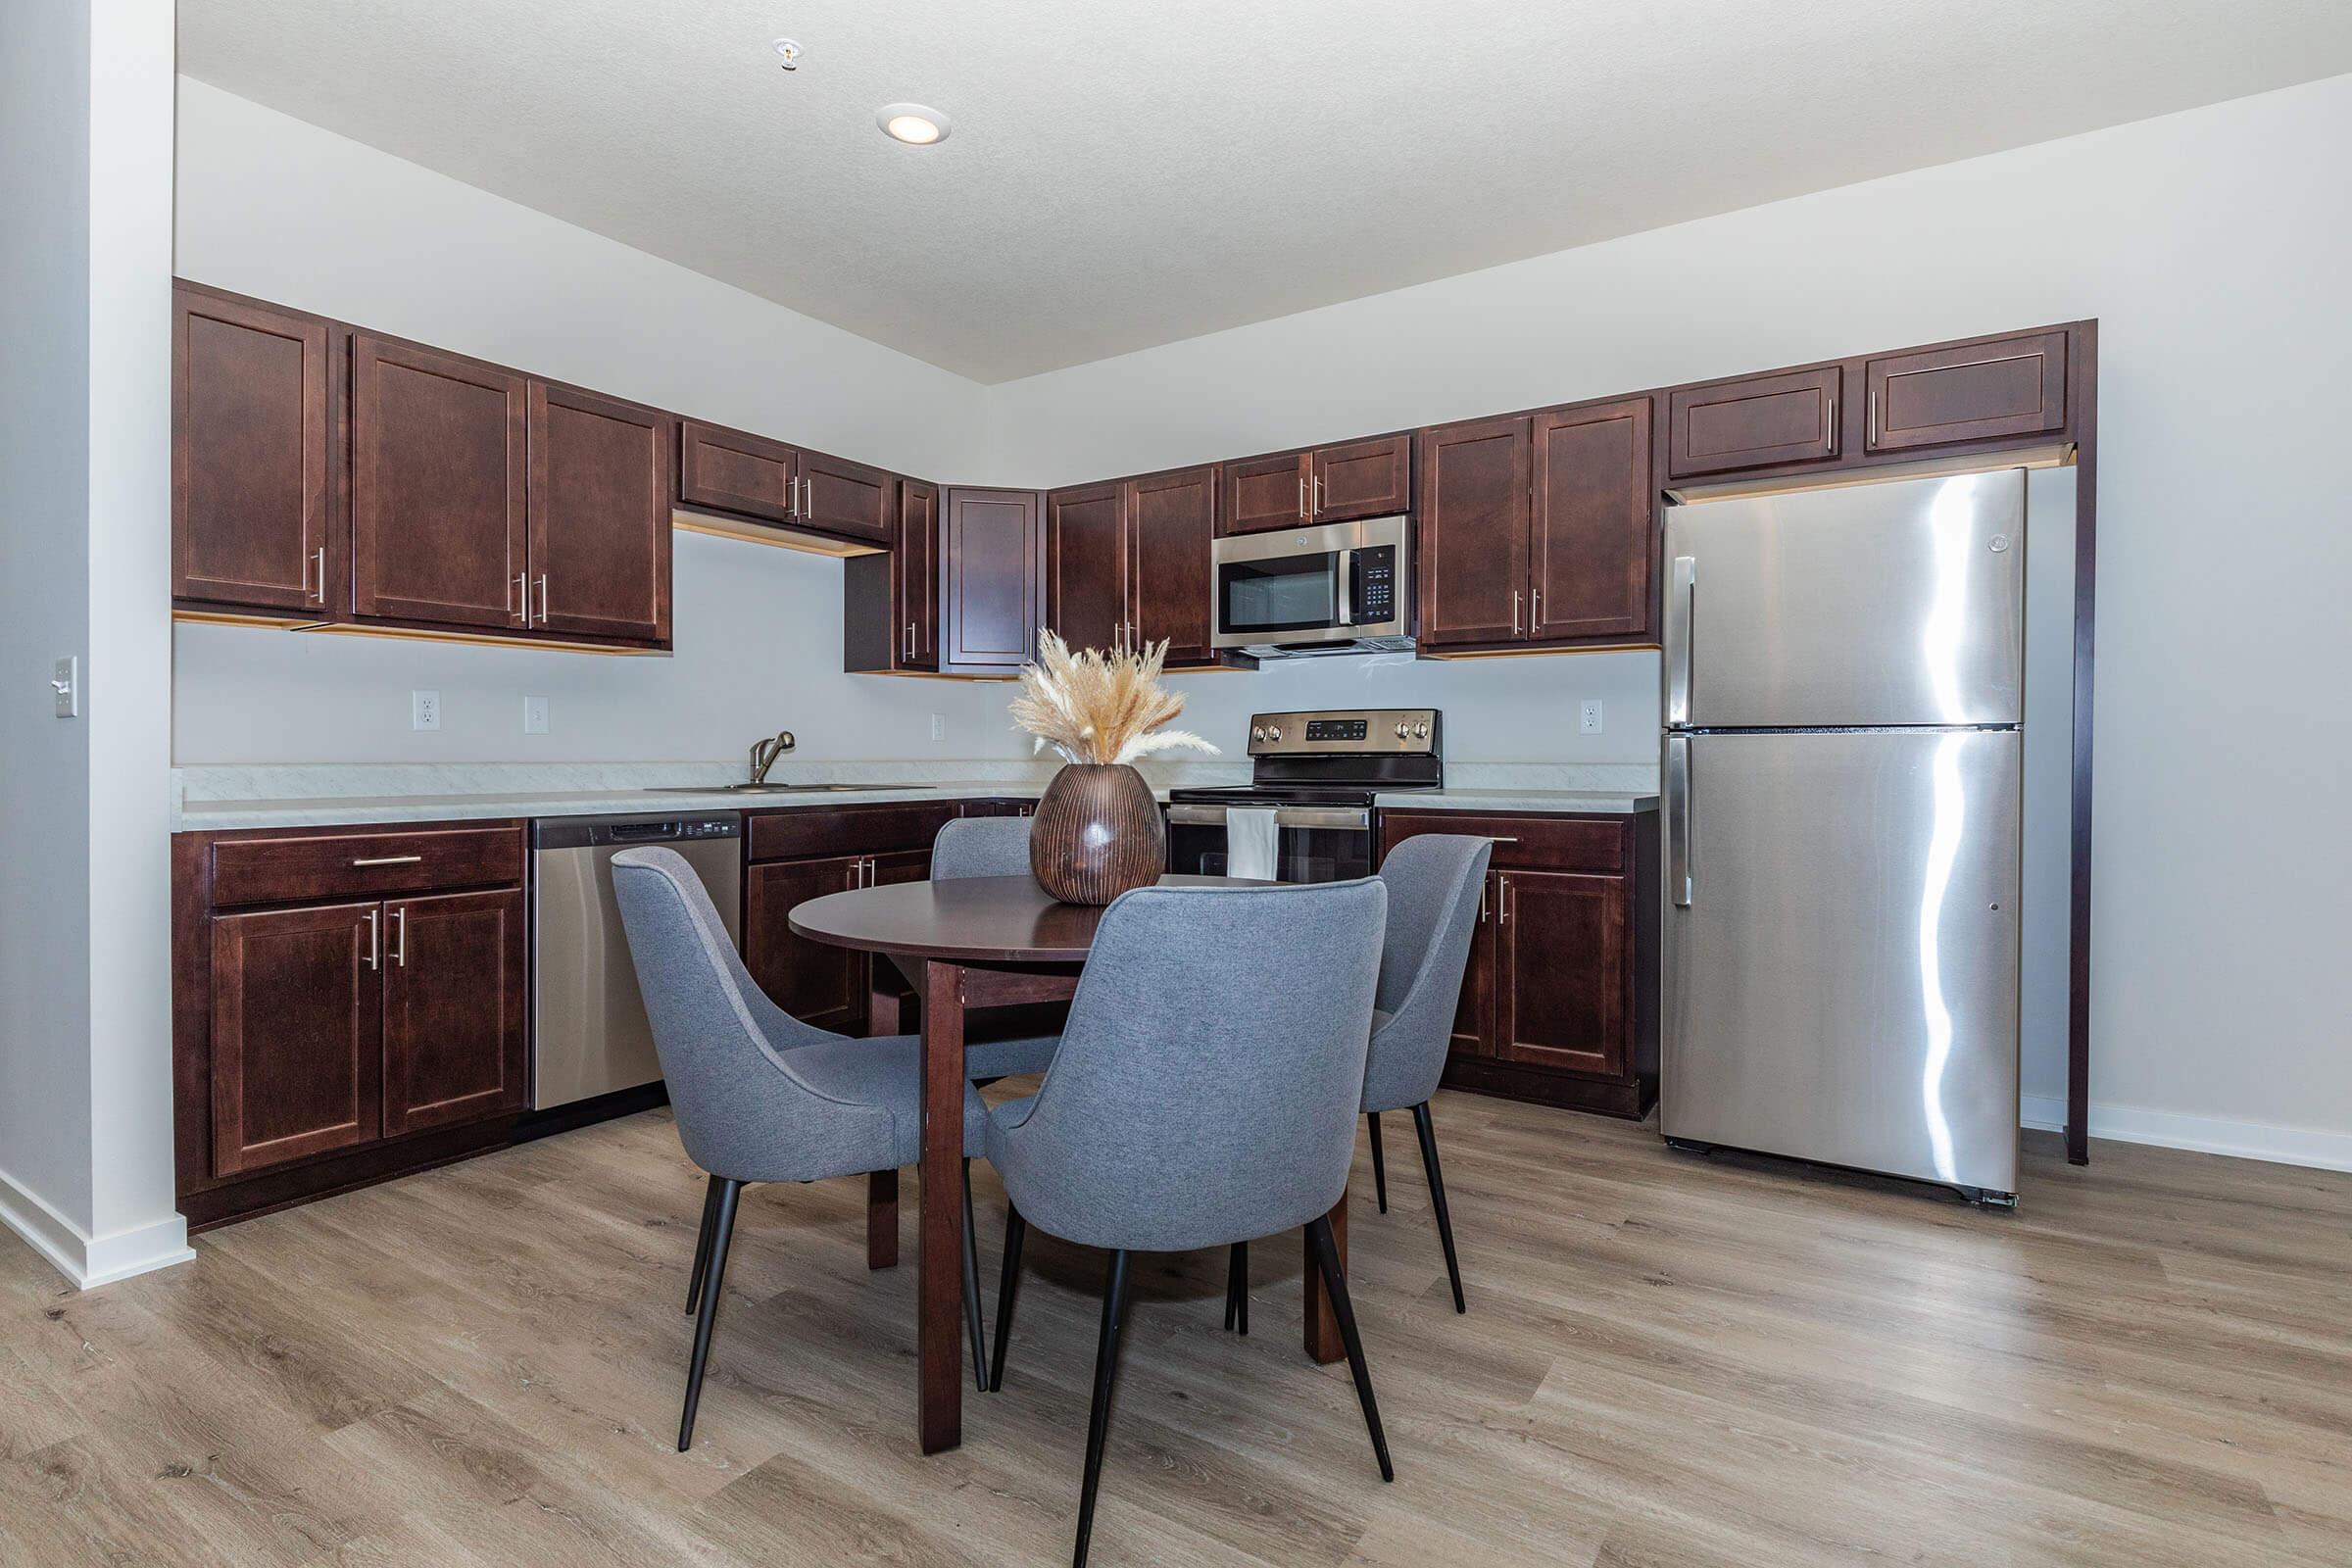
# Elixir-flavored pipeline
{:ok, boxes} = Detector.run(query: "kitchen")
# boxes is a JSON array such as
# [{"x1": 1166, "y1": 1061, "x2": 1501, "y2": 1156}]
[{"x1": 8, "y1": 6, "x2": 2352, "y2": 1567}]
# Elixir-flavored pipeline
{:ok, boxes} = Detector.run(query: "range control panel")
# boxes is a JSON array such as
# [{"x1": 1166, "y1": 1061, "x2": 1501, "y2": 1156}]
[{"x1": 1248, "y1": 709, "x2": 1441, "y2": 755}]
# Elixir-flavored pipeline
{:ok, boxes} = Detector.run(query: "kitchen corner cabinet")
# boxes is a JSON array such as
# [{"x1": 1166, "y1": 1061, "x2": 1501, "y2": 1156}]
[
  {"x1": 1418, "y1": 396, "x2": 1656, "y2": 653},
  {"x1": 173, "y1": 821, "x2": 529, "y2": 1228},
  {"x1": 939, "y1": 488, "x2": 1046, "y2": 673},
  {"x1": 1048, "y1": 466, "x2": 1220, "y2": 667},
  {"x1": 843, "y1": 476, "x2": 941, "y2": 673},
  {"x1": 1380, "y1": 809, "x2": 1658, "y2": 1118},
  {"x1": 1220, "y1": 434, "x2": 1411, "y2": 535}
]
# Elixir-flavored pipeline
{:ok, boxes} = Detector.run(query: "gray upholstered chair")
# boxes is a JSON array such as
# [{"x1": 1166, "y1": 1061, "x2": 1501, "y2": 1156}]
[
  {"x1": 1222, "y1": 834, "x2": 1491, "y2": 1326},
  {"x1": 982, "y1": 879, "x2": 1393, "y2": 1568},
  {"x1": 610, "y1": 846, "x2": 993, "y2": 1450},
  {"x1": 919, "y1": 815, "x2": 1063, "y2": 1080}
]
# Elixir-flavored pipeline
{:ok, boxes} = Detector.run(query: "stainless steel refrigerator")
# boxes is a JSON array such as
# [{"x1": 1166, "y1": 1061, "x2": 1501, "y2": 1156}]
[{"x1": 1660, "y1": 468, "x2": 2026, "y2": 1203}]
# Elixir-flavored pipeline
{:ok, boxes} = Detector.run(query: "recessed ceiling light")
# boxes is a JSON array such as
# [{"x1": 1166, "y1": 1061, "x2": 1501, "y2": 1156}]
[{"x1": 877, "y1": 104, "x2": 950, "y2": 146}]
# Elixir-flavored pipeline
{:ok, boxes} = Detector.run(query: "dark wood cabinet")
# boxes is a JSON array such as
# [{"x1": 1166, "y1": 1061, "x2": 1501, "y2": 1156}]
[
  {"x1": 208, "y1": 902, "x2": 383, "y2": 1177},
  {"x1": 898, "y1": 479, "x2": 939, "y2": 669},
  {"x1": 1667, "y1": 366, "x2": 1842, "y2": 480},
  {"x1": 940, "y1": 488, "x2": 1045, "y2": 673},
  {"x1": 1865, "y1": 330, "x2": 2067, "y2": 454},
  {"x1": 1312, "y1": 433, "x2": 1412, "y2": 522},
  {"x1": 743, "y1": 858, "x2": 864, "y2": 1035},
  {"x1": 172, "y1": 284, "x2": 332, "y2": 614},
  {"x1": 1380, "y1": 810, "x2": 1656, "y2": 1118},
  {"x1": 1530, "y1": 398, "x2": 1653, "y2": 642},
  {"x1": 799, "y1": 450, "x2": 898, "y2": 547},
  {"x1": 1417, "y1": 416, "x2": 1532, "y2": 648},
  {"x1": 350, "y1": 334, "x2": 530, "y2": 630},
  {"x1": 1128, "y1": 466, "x2": 1218, "y2": 665},
  {"x1": 1047, "y1": 482, "x2": 1129, "y2": 655},
  {"x1": 1222, "y1": 450, "x2": 1309, "y2": 534},
  {"x1": 526, "y1": 382, "x2": 672, "y2": 645},
  {"x1": 380, "y1": 888, "x2": 526, "y2": 1137},
  {"x1": 677, "y1": 418, "x2": 799, "y2": 524}
]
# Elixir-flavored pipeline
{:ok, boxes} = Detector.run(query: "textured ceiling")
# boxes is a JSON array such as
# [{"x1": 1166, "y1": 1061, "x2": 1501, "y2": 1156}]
[{"x1": 177, "y1": 1, "x2": 2352, "y2": 382}]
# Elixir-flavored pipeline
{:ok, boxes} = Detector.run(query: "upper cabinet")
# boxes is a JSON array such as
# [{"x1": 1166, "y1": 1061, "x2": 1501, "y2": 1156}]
[
  {"x1": 1047, "y1": 466, "x2": 1221, "y2": 667},
  {"x1": 1419, "y1": 397, "x2": 1657, "y2": 653},
  {"x1": 675, "y1": 418, "x2": 895, "y2": 548},
  {"x1": 897, "y1": 479, "x2": 940, "y2": 670},
  {"x1": 940, "y1": 488, "x2": 1046, "y2": 674},
  {"x1": 525, "y1": 382, "x2": 673, "y2": 644},
  {"x1": 1864, "y1": 330, "x2": 2067, "y2": 454},
  {"x1": 798, "y1": 450, "x2": 898, "y2": 546},
  {"x1": 1667, "y1": 366, "x2": 1841, "y2": 480},
  {"x1": 1221, "y1": 434, "x2": 1411, "y2": 534},
  {"x1": 172, "y1": 285, "x2": 332, "y2": 615}
]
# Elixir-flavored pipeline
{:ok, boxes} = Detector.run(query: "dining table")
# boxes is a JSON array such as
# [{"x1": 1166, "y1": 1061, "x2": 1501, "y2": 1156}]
[{"x1": 790, "y1": 871, "x2": 1357, "y2": 1455}]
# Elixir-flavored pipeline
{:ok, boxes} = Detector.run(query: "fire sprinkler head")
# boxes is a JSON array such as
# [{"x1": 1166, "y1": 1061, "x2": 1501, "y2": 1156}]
[{"x1": 772, "y1": 37, "x2": 802, "y2": 71}]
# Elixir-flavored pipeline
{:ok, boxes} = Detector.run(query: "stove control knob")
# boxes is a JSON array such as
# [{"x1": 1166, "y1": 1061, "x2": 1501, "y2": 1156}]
[
  {"x1": 1250, "y1": 726, "x2": 1265, "y2": 742},
  {"x1": 1413, "y1": 721, "x2": 1430, "y2": 740},
  {"x1": 1263, "y1": 726, "x2": 1281, "y2": 743},
  {"x1": 1395, "y1": 722, "x2": 1410, "y2": 740}
]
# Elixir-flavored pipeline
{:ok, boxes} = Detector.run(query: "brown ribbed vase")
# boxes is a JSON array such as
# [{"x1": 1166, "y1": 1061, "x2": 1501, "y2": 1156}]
[{"x1": 1028, "y1": 762, "x2": 1165, "y2": 906}]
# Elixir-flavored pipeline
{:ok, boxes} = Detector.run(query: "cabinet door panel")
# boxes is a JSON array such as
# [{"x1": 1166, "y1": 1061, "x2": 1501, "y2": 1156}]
[
  {"x1": 897, "y1": 479, "x2": 939, "y2": 669},
  {"x1": 381, "y1": 889, "x2": 526, "y2": 1136},
  {"x1": 1312, "y1": 434, "x2": 1412, "y2": 522},
  {"x1": 1129, "y1": 466, "x2": 1218, "y2": 666},
  {"x1": 1667, "y1": 367, "x2": 1840, "y2": 479},
  {"x1": 1417, "y1": 416, "x2": 1532, "y2": 647},
  {"x1": 172, "y1": 287, "x2": 330, "y2": 612},
  {"x1": 1495, "y1": 870, "x2": 1628, "y2": 1078},
  {"x1": 351, "y1": 336, "x2": 528, "y2": 628},
  {"x1": 210, "y1": 903, "x2": 382, "y2": 1176},
  {"x1": 1222, "y1": 451, "x2": 1310, "y2": 534},
  {"x1": 677, "y1": 419, "x2": 798, "y2": 523},
  {"x1": 527, "y1": 382, "x2": 671, "y2": 643},
  {"x1": 743, "y1": 858, "x2": 864, "y2": 1035},
  {"x1": 1451, "y1": 876, "x2": 1497, "y2": 1059},
  {"x1": 1866, "y1": 331, "x2": 2067, "y2": 453},
  {"x1": 1048, "y1": 482, "x2": 1130, "y2": 656},
  {"x1": 941, "y1": 489, "x2": 1044, "y2": 671},
  {"x1": 1532, "y1": 398, "x2": 1653, "y2": 642},
  {"x1": 799, "y1": 450, "x2": 898, "y2": 546}
]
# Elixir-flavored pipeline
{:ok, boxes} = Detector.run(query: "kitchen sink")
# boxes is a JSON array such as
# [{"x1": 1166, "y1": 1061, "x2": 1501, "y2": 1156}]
[{"x1": 649, "y1": 782, "x2": 930, "y2": 795}]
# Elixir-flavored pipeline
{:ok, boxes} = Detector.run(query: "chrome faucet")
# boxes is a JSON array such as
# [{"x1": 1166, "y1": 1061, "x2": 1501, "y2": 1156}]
[{"x1": 748, "y1": 730, "x2": 797, "y2": 784}]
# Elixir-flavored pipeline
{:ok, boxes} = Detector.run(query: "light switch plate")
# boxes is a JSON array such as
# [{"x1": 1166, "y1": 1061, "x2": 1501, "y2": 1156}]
[
  {"x1": 1579, "y1": 699, "x2": 1603, "y2": 734},
  {"x1": 52, "y1": 656, "x2": 78, "y2": 717},
  {"x1": 412, "y1": 689, "x2": 441, "y2": 731},
  {"x1": 522, "y1": 695, "x2": 550, "y2": 734}
]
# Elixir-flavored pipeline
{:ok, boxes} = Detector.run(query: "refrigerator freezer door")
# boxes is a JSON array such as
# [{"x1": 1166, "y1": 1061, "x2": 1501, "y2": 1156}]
[
  {"x1": 1665, "y1": 469, "x2": 2025, "y2": 729},
  {"x1": 1662, "y1": 728, "x2": 2021, "y2": 1193}
]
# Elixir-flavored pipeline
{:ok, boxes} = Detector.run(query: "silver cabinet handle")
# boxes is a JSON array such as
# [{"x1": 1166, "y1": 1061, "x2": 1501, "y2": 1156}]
[
  {"x1": 1530, "y1": 588, "x2": 1540, "y2": 631},
  {"x1": 1666, "y1": 555, "x2": 1696, "y2": 727},
  {"x1": 1298, "y1": 475, "x2": 1308, "y2": 519},
  {"x1": 1667, "y1": 734, "x2": 1692, "y2": 907},
  {"x1": 1312, "y1": 472, "x2": 1324, "y2": 516},
  {"x1": 311, "y1": 546, "x2": 326, "y2": 605},
  {"x1": 363, "y1": 907, "x2": 379, "y2": 969},
  {"x1": 1826, "y1": 393, "x2": 1838, "y2": 450},
  {"x1": 1477, "y1": 876, "x2": 1488, "y2": 923},
  {"x1": 536, "y1": 573, "x2": 550, "y2": 624},
  {"x1": 1511, "y1": 589, "x2": 1521, "y2": 634},
  {"x1": 1498, "y1": 875, "x2": 1512, "y2": 924},
  {"x1": 389, "y1": 906, "x2": 407, "y2": 967},
  {"x1": 798, "y1": 475, "x2": 811, "y2": 519},
  {"x1": 352, "y1": 855, "x2": 423, "y2": 866},
  {"x1": 513, "y1": 572, "x2": 529, "y2": 623},
  {"x1": 1487, "y1": 836, "x2": 1519, "y2": 845},
  {"x1": 787, "y1": 471, "x2": 801, "y2": 518},
  {"x1": 905, "y1": 620, "x2": 915, "y2": 659}
]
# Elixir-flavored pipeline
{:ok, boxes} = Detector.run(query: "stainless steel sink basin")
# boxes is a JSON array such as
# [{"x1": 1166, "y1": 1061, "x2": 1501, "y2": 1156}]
[{"x1": 649, "y1": 782, "x2": 930, "y2": 795}]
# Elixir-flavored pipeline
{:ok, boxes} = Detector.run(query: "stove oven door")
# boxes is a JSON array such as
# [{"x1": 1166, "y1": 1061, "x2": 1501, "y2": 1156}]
[{"x1": 1164, "y1": 804, "x2": 1372, "y2": 884}]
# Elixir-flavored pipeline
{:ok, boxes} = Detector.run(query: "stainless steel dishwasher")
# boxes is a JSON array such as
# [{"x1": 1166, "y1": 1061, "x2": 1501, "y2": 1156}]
[{"x1": 530, "y1": 811, "x2": 742, "y2": 1110}]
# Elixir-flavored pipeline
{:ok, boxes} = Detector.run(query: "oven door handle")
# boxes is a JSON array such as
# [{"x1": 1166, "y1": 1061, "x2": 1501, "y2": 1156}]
[
  {"x1": 1164, "y1": 804, "x2": 1369, "y2": 831},
  {"x1": 1165, "y1": 804, "x2": 1228, "y2": 826}
]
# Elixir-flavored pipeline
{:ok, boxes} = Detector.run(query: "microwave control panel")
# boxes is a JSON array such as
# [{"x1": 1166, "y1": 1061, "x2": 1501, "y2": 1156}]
[{"x1": 1351, "y1": 546, "x2": 1398, "y2": 625}]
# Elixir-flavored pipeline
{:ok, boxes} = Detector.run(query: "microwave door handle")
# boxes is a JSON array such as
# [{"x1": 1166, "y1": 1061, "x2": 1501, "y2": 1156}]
[
  {"x1": 1335, "y1": 547, "x2": 1354, "y2": 628},
  {"x1": 1666, "y1": 555, "x2": 1696, "y2": 727}
]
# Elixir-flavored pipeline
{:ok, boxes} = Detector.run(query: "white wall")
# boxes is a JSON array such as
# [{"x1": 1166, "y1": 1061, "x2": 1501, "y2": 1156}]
[
  {"x1": 988, "y1": 76, "x2": 2352, "y2": 1169},
  {"x1": 0, "y1": 0, "x2": 189, "y2": 1288}
]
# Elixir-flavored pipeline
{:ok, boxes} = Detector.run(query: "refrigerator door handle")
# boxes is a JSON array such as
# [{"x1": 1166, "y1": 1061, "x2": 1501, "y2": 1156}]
[
  {"x1": 1666, "y1": 734, "x2": 1692, "y2": 907},
  {"x1": 1666, "y1": 555, "x2": 1696, "y2": 726}
]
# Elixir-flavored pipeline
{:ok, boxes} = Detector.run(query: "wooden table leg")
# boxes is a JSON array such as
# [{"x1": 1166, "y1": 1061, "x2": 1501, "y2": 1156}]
[
  {"x1": 916, "y1": 959, "x2": 967, "y2": 1453},
  {"x1": 1303, "y1": 1186, "x2": 1348, "y2": 1365},
  {"x1": 867, "y1": 1169, "x2": 899, "y2": 1271},
  {"x1": 867, "y1": 975, "x2": 904, "y2": 1036}
]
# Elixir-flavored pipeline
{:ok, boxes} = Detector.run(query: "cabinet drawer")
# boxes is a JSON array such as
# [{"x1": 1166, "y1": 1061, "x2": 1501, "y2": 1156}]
[
  {"x1": 1667, "y1": 367, "x2": 1841, "y2": 479},
  {"x1": 209, "y1": 823, "x2": 525, "y2": 907},
  {"x1": 1865, "y1": 331, "x2": 2067, "y2": 453},
  {"x1": 1380, "y1": 811, "x2": 1628, "y2": 873},
  {"x1": 748, "y1": 802, "x2": 960, "y2": 863}
]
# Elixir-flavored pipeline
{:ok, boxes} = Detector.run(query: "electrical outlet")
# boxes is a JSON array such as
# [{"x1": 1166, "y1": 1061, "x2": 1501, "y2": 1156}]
[
  {"x1": 929, "y1": 713, "x2": 947, "y2": 743},
  {"x1": 51, "y1": 656, "x2": 78, "y2": 718},
  {"x1": 522, "y1": 695, "x2": 550, "y2": 734},
  {"x1": 412, "y1": 689, "x2": 441, "y2": 732},
  {"x1": 1579, "y1": 699, "x2": 1603, "y2": 735}
]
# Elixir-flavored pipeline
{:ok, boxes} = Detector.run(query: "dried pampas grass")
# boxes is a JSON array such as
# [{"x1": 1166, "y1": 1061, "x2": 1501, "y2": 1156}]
[{"x1": 1009, "y1": 629, "x2": 1219, "y2": 766}]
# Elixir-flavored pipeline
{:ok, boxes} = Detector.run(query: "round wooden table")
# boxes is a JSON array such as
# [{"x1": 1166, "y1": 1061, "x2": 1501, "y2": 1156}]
[{"x1": 791, "y1": 873, "x2": 1355, "y2": 1455}]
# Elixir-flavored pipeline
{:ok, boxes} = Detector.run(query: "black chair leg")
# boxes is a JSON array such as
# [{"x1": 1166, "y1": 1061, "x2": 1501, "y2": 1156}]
[
  {"x1": 961, "y1": 1160, "x2": 988, "y2": 1394},
  {"x1": 684, "y1": 1174, "x2": 721, "y2": 1317},
  {"x1": 1074, "y1": 1249, "x2": 1133, "y2": 1568},
  {"x1": 1222, "y1": 1241, "x2": 1249, "y2": 1335},
  {"x1": 988, "y1": 1203, "x2": 1027, "y2": 1392},
  {"x1": 1411, "y1": 1101, "x2": 1466, "y2": 1314},
  {"x1": 678, "y1": 1177, "x2": 741, "y2": 1451},
  {"x1": 1305, "y1": 1214, "x2": 1393, "y2": 1482},
  {"x1": 1369, "y1": 1111, "x2": 1388, "y2": 1213}
]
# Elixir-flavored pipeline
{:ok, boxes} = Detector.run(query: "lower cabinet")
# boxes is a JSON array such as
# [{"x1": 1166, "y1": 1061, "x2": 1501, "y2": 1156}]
[
  {"x1": 1380, "y1": 809, "x2": 1658, "y2": 1118},
  {"x1": 175, "y1": 821, "x2": 530, "y2": 1227}
]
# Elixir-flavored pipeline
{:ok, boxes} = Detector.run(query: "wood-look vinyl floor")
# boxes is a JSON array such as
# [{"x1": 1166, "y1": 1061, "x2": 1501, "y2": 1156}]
[{"x1": 4, "y1": 1091, "x2": 2349, "y2": 1567}]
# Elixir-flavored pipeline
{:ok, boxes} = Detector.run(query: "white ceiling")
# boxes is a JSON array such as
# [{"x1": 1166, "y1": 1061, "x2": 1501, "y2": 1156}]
[{"x1": 177, "y1": 1, "x2": 2352, "y2": 383}]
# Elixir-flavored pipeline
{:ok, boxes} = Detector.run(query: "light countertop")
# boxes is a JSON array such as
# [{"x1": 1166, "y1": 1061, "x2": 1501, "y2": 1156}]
[
  {"x1": 1373, "y1": 787, "x2": 1657, "y2": 814},
  {"x1": 173, "y1": 782, "x2": 1050, "y2": 833}
]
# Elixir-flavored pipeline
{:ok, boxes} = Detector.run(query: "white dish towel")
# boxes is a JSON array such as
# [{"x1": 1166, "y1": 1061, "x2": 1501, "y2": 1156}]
[{"x1": 1225, "y1": 807, "x2": 1281, "y2": 882}]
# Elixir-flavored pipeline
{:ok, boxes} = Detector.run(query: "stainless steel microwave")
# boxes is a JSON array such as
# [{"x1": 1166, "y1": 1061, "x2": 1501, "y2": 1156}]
[{"x1": 1209, "y1": 514, "x2": 1414, "y2": 658}]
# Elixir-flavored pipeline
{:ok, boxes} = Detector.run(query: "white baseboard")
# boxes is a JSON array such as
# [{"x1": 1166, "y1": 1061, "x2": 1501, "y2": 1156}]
[
  {"x1": 0, "y1": 1168, "x2": 194, "y2": 1290},
  {"x1": 2015, "y1": 1096, "x2": 2352, "y2": 1173},
  {"x1": 2019, "y1": 1094, "x2": 2068, "y2": 1133}
]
